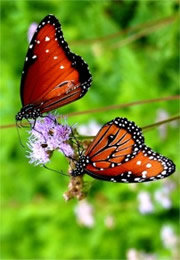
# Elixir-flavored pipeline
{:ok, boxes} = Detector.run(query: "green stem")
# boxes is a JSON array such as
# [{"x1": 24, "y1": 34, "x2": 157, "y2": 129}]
[{"x1": 1, "y1": 95, "x2": 179, "y2": 129}]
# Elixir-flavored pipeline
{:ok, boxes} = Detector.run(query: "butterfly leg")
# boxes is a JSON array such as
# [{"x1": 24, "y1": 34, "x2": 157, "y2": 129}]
[
  {"x1": 15, "y1": 121, "x2": 25, "y2": 148},
  {"x1": 43, "y1": 164, "x2": 69, "y2": 177},
  {"x1": 71, "y1": 129, "x2": 84, "y2": 157},
  {"x1": 30, "y1": 118, "x2": 47, "y2": 143}
]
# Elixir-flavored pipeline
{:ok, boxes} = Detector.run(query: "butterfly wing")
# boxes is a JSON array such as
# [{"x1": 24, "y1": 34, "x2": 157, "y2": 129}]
[
  {"x1": 84, "y1": 118, "x2": 175, "y2": 183},
  {"x1": 20, "y1": 14, "x2": 92, "y2": 112}
]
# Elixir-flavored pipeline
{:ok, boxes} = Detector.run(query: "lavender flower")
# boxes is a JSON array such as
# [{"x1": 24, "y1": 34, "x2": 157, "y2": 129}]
[
  {"x1": 27, "y1": 114, "x2": 74, "y2": 166},
  {"x1": 28, "y1": 22, "x2": 38, "y2": 43},
  {"x1": 27, "y1": 141, "x2": 50, "y2": 165}
]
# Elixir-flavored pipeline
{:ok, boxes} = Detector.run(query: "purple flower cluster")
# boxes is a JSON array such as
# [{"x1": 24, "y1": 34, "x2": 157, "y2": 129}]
[{"x1": 27, "y1": 114, "x2": 74, "y2": 166}]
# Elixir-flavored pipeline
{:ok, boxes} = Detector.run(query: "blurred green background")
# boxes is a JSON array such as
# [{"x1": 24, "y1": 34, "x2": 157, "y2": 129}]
[{"x1": 0, "y1": 1, "x2": 179, "y2": 259}]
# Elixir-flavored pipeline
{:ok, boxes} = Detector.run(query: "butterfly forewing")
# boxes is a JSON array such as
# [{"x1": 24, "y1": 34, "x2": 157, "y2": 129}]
[
  {"x1": 19, "y1": 14, "x2": 92, "y2": 116},
  {"x1": 85, "y1": 124, "x2": 112, "y2": 156},
  {"x1": 85, "y1": 118, "x2": 143, "y2": 164}
]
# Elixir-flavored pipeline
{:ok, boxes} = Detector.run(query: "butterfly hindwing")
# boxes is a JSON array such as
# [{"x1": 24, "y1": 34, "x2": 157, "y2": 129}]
[{"x1": 85, "y1": 145, "x2": 175, "y2": 183}]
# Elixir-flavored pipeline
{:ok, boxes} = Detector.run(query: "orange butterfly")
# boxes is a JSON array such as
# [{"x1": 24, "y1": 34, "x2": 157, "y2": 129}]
[
  {"x1": 16, "y1": 14, "x2": 92, "y2": 122},
  {"x1": 71, "y1": 117, "x2": 176, "y2": 183}
]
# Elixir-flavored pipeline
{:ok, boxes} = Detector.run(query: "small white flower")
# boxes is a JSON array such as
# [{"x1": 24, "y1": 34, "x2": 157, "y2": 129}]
[
  {"x1": 78, "y1": 120, "x2": 101, "y2": 136},
  {"x1": 138, "y1": 191, "x2": 154, "y2": 214},
  {"x1": 156, "y1": 109, "x2": 178, "y2": 140},
  {"x1": 74, "y1": 200, "x2": 94, "y2": 228},
  {"x1": 154, "y1": 181, "x2": 175, "y2": 209},
  {"x1": 127, "y1": 249, "x2": 157, "y2": 260},
  {"x1": 154, "y1": 188, "x2": 171, "y2": 209},
  {"x1": 127, "y1": 248, "x2": 139, "y2": 260},
  {"x1": 161, "y1": 225, "x2": 178, "y2": 249}
]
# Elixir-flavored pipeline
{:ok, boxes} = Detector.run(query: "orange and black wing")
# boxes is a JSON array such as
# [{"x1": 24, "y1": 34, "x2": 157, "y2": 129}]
[
  {"x1": 82, "y1": 117, "x2": 175, "y2": 183},
  {"x1": 20, "y1": 14, "x2": 92, "y2": 113}
]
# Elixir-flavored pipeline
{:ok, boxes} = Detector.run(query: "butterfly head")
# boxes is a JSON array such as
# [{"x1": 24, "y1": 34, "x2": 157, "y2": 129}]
[
  {"x1": 16, "y1": 104, "x2": 42, "y2": 121},
  {"x1": 71, "y1": 155, "x2": 90, "y2": 177}
]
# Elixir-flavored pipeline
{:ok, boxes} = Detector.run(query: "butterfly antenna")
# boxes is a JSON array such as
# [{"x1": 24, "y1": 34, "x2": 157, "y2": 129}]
[
  {"x1": 71, "y1": 129, "x2": 82, "y2": 155},
  {"x1": 31, "y1": 118, "x2": 36, "y2": 129},
  {"x1": 43, "y1": 164, "x2": 70, "y2": 177},
  {"x1": 16, "y1": 120, "x2": 25, "y2": 148},
  {"x1": 66, "y1": 155, "x2": 78, "y2": 162},
  {"x1": 80, "y1": 147, "x2": 85, "y2": 157}
]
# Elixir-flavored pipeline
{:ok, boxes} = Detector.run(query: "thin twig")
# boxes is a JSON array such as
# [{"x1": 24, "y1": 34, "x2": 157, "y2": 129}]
[
  {"x1": 1, "y1": 95, "x2": 179, "y2": 129},
  {"x1": 111, "y1": 14, "x2": 178, "y2": 49},
  {"x1": 142, "y1": 115, "x2": 180, "y2": 131},
  {"x1": 78, "y1": 115, "x2": 180, "y2": 140},
  {"x1": 65, "y1": 95, "x2": 180, "y2": 117},
  {"x1": 69, "y1": 14, "x2": 177, "y2": 46}
]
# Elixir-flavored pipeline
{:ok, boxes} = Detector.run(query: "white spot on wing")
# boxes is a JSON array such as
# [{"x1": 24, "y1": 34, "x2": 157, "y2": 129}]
[
  {"x1": 136, "y1": 160, "x2": 142, "y2": 165},
  {"x1": 134, "y1": 177, "x2": 141, "y2": 181},
  {"x1": 60, "y1": 65, "x2": 64, "y2": 69},
  {"x1": 45, "y1": 36, "x2": 50, "y2": 41},
  {"x1": 45, "y1": 49, "x2": 49, "y2": 53},
  {"x1": 142, "y1": 170, "x2": 147, "y2": 178},
  {"x1": 161, "y1": 170, "x2": 167, "y2": 175},
  {"x1": 53, "y1": 56, "x2": 58, "y2": 59},
  {"x1": 146, "y1": 163, "x2": 152, "y2": 168}
]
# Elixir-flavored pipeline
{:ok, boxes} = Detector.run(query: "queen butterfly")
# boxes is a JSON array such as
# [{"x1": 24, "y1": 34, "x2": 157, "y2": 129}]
[
  {"x1": 16, "y1": 14, "x2": 92, "y2": 122},
  {"x1": 71, "y1": 117, "x2": 176, "y2": 183}
]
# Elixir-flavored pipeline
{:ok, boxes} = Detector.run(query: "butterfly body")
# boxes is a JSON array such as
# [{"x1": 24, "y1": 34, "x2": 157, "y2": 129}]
[
  {"x1": 71, "y1": 117, "x2": 176, "y2": 183},
  {"x1": 16, "y1": 14, "x2": 92, "y2": 122},
  {"x1": 16, "y1": 104, "x2": 41, "y2": 121}
]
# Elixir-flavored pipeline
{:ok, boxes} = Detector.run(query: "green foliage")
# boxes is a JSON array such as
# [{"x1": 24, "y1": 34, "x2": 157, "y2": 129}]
[{"x1": 0, "y1": 1, "x2": 179, "y2": 259}]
